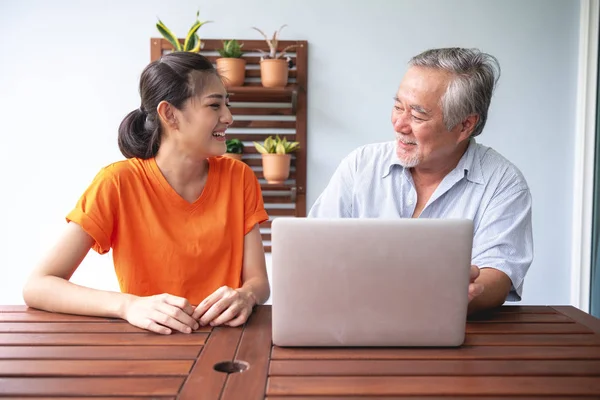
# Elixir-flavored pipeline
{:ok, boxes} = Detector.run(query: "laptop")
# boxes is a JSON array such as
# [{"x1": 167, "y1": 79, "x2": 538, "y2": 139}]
[{"x1": 270, "y1": 217, "x2": 474, "y2": 347}]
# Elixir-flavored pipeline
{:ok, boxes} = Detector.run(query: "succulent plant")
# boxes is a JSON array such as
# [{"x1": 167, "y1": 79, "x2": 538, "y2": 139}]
[
  {"x1": 253, "y1": 135, "x2": 300, "y2": 155},
  {"x1": 218, "y1": 40, "x2": 244, "y2": 58},
  {"x1": 226, "y1": 138, "x2": 244, "y2": 154},
  {"x1": 251, "y1": 25, "x2": 297, "y2": 61},
  {"x1": 156, "y1": 10, "x2": 212, "y2": 53}
]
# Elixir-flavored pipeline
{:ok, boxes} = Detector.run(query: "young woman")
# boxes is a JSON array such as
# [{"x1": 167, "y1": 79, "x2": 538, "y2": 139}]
[{"x1": 23, "y1": 52, "x2": 270, "y2": 335}]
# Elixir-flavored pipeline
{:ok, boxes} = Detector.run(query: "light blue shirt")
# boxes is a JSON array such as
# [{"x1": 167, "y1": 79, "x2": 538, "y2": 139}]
[{"x1": 308, "y1": 139, "x2": 533, "y2": 301}]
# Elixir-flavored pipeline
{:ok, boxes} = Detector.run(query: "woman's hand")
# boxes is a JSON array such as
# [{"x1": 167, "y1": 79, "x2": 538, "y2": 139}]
[
  {"x1": 122, "y1": 293, "x2": 199, "y2": 335},
  {"x1": 193, "y1": 286, "x2": 256, "y2": 327}
]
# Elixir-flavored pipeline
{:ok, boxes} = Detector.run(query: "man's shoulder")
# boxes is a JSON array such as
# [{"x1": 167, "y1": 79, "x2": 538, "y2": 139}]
[
  {"x1": 474, "y1": 142, "x2": 530, "y2": 191},
  {"x1": 343, "y1": 140, "x2": 395, "y2": 168}
]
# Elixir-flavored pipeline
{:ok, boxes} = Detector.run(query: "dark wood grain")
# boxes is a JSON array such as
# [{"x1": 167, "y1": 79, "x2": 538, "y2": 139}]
[
  {"x1": 0, "y1": 345, "x2": 201, "y2": 360},
  {"x1": 464, "y1": 333, "x2": 600, "y2": 346},
  {"x1": 230, "y1": 120, "x2": 296, "y2": 129},
  {"x1": 0, "y1": 377, "x2": 185, "y2": 396},
  {"x1": 0, "y1": 332, "x2": 207, "y2": 346},
  {"x1": 178, "y1": 326, "x2": 243, "y2": 400},
  {"x1": 269, "y1": 359, "x2": 600, "y2": 376},
  {"x1": 0, "y1": 313, "x2": 121, "y2": 322},
  {"x1": 265, "y1": 397, "x2": 600, "y2": 400},
  {"x1": 0, "y1": 322, "x2": 211, "y2": 333},
  {"x1": 266, "y1": 376, "x2": 600, "y2": 396},
  {"x1": 271, "y1": 345, "x2": 600, "y2": 360},
  {"x1": 466, "y1": 322, "x2": 592, "y2": 334},
  {"x1": 553, "y1": 306, "x2": 600, "y2": 333},
  {"x1": 7, "y1": 398, "x2": 174, "y2": 400},
  {"x1": 0, "y1": 360, "x2": 193, "y2": 376},
  {"x1": 221, "y1": 306, "x2": 272, "y2": 400},
  {"x1": 468, "y1": 312, "x2": 573, "y2": 323},
  {"x1": 491, "y1": 306, "x2": 557, "y2": 314},
  {"x1": 230, "y1": 107, "x2": 293, "y2": 116}
]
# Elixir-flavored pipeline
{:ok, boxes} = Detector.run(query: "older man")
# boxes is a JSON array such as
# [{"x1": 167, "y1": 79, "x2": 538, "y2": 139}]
[{"x1": 308, "y1": 48, "x2": 533, "y2": 314}]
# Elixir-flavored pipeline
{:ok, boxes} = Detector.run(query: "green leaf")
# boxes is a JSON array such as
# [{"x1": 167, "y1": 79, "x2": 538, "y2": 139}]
[
  {"x1": 253, "y1": 142, "x2": 268, "y2": 154},
  {"x1": 156, "y1": 19, "x2": 182, "y2": 51},
  {"x1": 276, "y1": 141, "x2": 286, "y2": 154}
]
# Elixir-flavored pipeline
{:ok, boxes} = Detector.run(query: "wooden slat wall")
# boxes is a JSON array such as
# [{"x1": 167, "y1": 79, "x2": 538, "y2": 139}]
[{"x1": 150, "y1": 38, "x2": 308, "y2": 253}]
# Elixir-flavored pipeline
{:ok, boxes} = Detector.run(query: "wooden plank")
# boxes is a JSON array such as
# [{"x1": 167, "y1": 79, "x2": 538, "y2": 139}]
[
  {"x1": 264, "y1": 246, "x2": 272, "y2": 253},
  {"x1": 271, "y1": 345, "x2": 600, "y2": 360},
  {"x1": 257, "y1": 170, "x2": 296, "y2": 180},
  {"x1": 0, "y1": 305, "x2": 30, "y2": 312},
  {"x1": 260, "y1": 183, "x2": 296, "y2": 191},
  {"x1": 221, "y1": 306, "x2": 272, "y2": 400},
  {"x1": 0, "y1": 322, "x2": 211, "y2": 333},
  {"x1": 201, "y1": 39, "x2": 300, "y2": 52},
  {"x1": 0, "y1": 377, "x2": 184, "y2": 396},
  {"x1": 266, "y1": 376, "x2": 600, "y2": 396},
  {"x1": 269, "y1": 359, "x2": 600, "y2": 376},
  {"x1": 265, "y1": 208, "x2": 295, "y2": 217},
  {"x1": 468, "y1": 312, "x2": 573, "y2": 323},
  {"x1": 0, "y1": 360, "x2": 193, "y2": 376},
  {"x1": 0, "y1": 332, "x2": 208, "y2": 346},
  {"x1": 0, "y1": 345, "x2": 201, "y2": 360},
  {"x1": 246, "y1": 69, "x2": 297, "y2": 78},
  {"x1": 7, "y1": 398, "x2": 174, "y2": 400},
  {"x1": 494, "y1": 306, "x2": 557, "y2": 314},
  {"x1": 263, "y1": 195, "x2": 294, "y2": 204},
  {"x1": 178, "y1": 326, "x2": 244, "y2": 400},
  {"x1": 266, "y1": 397, "x2": 600, "y2": 400},
  {"x1": 230, "y1": 134, "x2": 296, "y2": 142},
  {"x1": 261, "y1": 233, "x2": 272, "y2": 242},
  {"x1": 466, "y1": 322, "x2": 592, "y2": 334},
  {"x1": 230, "y1": 120, "x2": 296, "y2": 129},
  {"x1": 465, "y1": 333, "x2": 600, "y2": 346},
  {"x1": 553, "y1": 306, "x2": 600, "y2": 333},
  {"x1": 231, "y1": 107, "x2": 293, "y2": 116},
  {"x1": 260, "y1": 220, "x2": 272, "y2": 229},
  {"x1": 0, "y1": 313, "x2": 121, "y2": 322}
]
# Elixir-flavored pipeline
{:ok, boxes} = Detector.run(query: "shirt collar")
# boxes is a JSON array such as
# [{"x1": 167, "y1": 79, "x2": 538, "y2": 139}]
[{"x1": 382, "y1": 138, "x2": 485, "y2": 185}]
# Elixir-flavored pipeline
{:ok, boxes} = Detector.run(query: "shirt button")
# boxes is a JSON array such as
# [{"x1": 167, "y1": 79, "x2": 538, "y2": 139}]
[{"x1": 407, "y1": 198, "x2": 414, "y2": 206}]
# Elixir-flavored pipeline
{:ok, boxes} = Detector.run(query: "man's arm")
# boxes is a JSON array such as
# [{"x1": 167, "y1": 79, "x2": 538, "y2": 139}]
[
  {"x1": 468, "y1": 267, "x2": 513, "y2": 315},
  {"x1": 308, "y1": 152, "x2": 356, "y2": 218}
]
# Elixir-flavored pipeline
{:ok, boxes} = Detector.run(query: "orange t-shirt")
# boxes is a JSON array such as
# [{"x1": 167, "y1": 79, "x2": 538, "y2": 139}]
[{"x1": 66, "y1": 156, "x2": 269, "y2": 305}]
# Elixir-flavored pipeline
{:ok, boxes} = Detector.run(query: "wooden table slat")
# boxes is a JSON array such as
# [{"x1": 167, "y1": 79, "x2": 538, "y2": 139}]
[
  {"x1": 0, "y1": 332, "x2": 207, "y2": 346},
  {"x1": 269, "y1": 359, "x2": 600, "y2": 376},
  {"x1": 0, "y1": 313, "x2": 122, "y2": 322},
  {"x1": 0, "y1": 398, "x2": 175, "y2": 400},
  {"x1": 0, "y1": 360, "x2": 194, "y2": 376},
  {"x1": 221, "y1": 306, "x2": 272, "y2": 400},
  {"x1": 466, "y1": 322, "x2": 591, "y2": 334},
  {"x1": 468, "y1": 312, "x2": 573, "y2": 323},
  {"x1": 265, "y1": 397, "x2": 600, "y2": 400},
  {"x1": 493, "y1": 306, "x2": 557, "y2": 314},
  {"x1": 552, "y1": 305, "x2": 600, "y2": 333},
  {"x1": 271, "y1": 345, "x2": 600, "y2": 360},
  {"x1": 178, "y1": 326, "x2": 244, "y2": 400},
  {"x1": 0, "y1": 377, "x2": 185, "y2": 396},
  {"x1": 464, "y1": 333, "x2": 600, "y2": 346},
  {"x1": 0, "y1": 321, "x2": 211, "y2": 333},
  {"x1": 0, "y1": 345, "x2": 202, "y2": 360},
  {"x1": 266, "y1": 376, "x2": 600, "y2": 396}
]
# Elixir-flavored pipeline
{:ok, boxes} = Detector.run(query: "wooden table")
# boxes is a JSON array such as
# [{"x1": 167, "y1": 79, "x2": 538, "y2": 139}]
[{"x1": 1, "y1": 305, "x2": 599, "y2": 399}]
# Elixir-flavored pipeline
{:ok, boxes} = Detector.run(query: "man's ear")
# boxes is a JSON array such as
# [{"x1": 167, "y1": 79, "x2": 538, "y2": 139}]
[
  {"x1": 458, "y1": 114, "x2": 479, "y2": 141},
  {"x1": 157, "y1": 101, "x2": 178, "y2": 130}
]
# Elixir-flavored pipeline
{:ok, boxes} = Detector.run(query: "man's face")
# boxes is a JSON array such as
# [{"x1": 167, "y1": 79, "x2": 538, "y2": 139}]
[{"x1": 391, "y1": 66, "x2": 469, "y2": 170}]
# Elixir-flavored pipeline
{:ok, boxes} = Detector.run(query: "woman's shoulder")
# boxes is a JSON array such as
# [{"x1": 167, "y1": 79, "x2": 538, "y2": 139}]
[
  {"x1": 92, "y1": 158, "x2": 150, "y2": 183},
  {"x1": 212, "y1": 155, "x2": 254, "y2": 177}
]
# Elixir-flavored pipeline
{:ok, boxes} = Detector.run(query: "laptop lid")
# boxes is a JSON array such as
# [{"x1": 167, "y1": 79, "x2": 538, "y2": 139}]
[{"x1": 271, "y1": 218, "x2": 474, "y2": 347}]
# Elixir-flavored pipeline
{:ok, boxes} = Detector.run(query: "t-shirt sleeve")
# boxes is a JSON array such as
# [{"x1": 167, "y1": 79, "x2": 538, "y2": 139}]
[
  {"x1": 242, "y1": 164, "x2": 269, "y2": 235},
  {"x1": 65, "y1": 167, "x2": 119, "y2": 254}
]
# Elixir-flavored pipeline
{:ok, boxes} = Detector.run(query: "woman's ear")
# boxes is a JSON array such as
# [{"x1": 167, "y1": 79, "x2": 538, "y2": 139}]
[{"x1": 157, "y1": 101, "x2": 178, "y2": 130}]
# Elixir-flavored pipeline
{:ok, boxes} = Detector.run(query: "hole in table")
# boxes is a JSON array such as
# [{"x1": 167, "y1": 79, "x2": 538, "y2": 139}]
[{"x1": 213, "y1": 360, "x2": 250, "y2": 374}]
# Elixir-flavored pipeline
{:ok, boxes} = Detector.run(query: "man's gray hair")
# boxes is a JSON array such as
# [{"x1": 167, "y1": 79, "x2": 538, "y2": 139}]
[{"x1": 409, "y1": 48, "x2": 500, "y2": 137}]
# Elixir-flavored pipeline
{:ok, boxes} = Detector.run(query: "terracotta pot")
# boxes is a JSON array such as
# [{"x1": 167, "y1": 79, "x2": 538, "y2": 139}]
[
  {"x1": 259, "y1": 59, "x2": 289, "y2": 88},
  {"x1": 216, "y1": 58, "x2": 246, "y2": 87},
  {"x1": 222, "y1": 153, "x2": 243, "y2": 161},
  {"x1": 262, "y1": 154, "x2": 291, "y2": 184}
]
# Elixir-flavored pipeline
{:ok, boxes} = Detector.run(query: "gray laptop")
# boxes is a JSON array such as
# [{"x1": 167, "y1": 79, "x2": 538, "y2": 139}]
[{"x1": 271, "y1": 217, "x2": 474, "y2": 347}]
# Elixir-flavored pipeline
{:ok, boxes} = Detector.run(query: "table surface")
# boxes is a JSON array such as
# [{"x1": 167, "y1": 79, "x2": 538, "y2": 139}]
[{"x1": 0, "y1": 304, "x2": 599, "y2": 399}]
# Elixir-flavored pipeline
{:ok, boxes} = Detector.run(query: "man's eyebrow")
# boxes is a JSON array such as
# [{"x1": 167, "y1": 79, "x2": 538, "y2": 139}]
[{"x1": 410, "y1": 104, "x2": 431, "y2": 115}]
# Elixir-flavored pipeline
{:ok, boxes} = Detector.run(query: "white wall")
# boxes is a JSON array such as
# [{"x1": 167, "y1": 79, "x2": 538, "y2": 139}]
[{"x1": 0, "y1": 0, "x2": 580, "y2": 306}]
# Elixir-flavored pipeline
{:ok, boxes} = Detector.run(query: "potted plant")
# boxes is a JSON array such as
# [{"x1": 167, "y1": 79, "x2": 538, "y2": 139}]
[
  {"x1": 253, "y1": 135, "x2": 300, "y2": 184},
  {"x1": 223, "y1": 138, "x2": 244, "y2": 161},
  {"x1": 216, "y1": 40, "x2": 246, "y2": 88},
  {"x1": 251, "y1": 25, "x2": 297, "y2": 88},
  {"x1": 156, "y1": 10, "x2": 212, "y2": 53}
]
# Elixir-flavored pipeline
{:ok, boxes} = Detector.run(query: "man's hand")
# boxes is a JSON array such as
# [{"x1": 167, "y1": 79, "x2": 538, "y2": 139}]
[
  {"x1": 193, "y1": 286, "x2": 256, "y2": 327},
  {"x1": 122, "y1": 293, "x2": 198, "y2": 335},
  {"x1": 468, "y1": 265, "x2": 484, "y2": 302}
]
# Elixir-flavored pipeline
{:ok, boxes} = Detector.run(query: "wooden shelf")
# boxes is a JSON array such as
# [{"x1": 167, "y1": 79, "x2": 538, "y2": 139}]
[{"x1": 226, "y1": 85, "x2": 299, "y2": 109}]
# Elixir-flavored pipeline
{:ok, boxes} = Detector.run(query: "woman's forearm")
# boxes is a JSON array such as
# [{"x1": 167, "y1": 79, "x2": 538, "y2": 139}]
[{"x1": 23, "y1": 275, "x2": 134, "y2": 319}]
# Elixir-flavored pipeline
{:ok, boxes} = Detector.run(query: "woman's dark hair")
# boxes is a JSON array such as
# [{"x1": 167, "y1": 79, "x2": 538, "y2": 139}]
[{"x1": 118, "y1": 52, "x2": 218, "y2": 159}]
